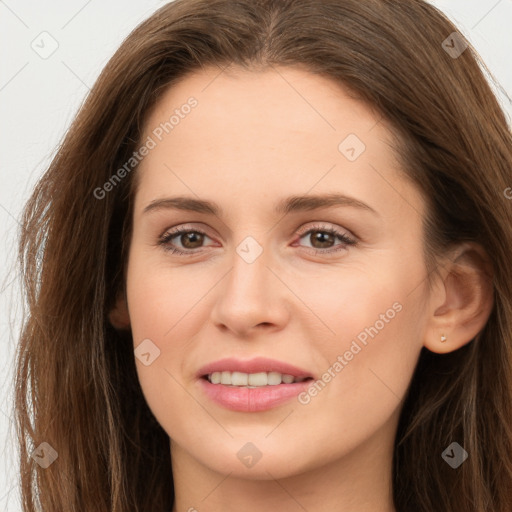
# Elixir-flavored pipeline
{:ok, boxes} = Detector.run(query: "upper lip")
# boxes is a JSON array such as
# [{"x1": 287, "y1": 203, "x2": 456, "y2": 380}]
[{"x1": 197, "y1": 357, "x2": 313, "y2": 379}]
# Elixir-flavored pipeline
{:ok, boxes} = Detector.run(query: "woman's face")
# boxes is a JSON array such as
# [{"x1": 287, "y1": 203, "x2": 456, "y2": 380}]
[{"x1": 124, "y1": 65, "x2": 432, "y2": 478}]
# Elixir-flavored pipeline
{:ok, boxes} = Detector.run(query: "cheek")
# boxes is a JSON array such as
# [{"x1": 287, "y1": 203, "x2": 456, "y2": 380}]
[
  {"x1": 125, "y1": 247, "x2": 230, "y2": 424},
  {"x1": 126, "y1": 249, "x2": 208, "y2": 341},
  {"x1": 125, "y1": 259, "x2": 210, "y2": 438},
  {"x1": 296, "y1": 257, "x2": 427, "y2": 433}
]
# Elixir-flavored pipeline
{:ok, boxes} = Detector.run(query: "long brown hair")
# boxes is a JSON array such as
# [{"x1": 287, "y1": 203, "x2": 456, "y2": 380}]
[{"x1": 15, "y1": 0, "x2": 512, "y2": 510}]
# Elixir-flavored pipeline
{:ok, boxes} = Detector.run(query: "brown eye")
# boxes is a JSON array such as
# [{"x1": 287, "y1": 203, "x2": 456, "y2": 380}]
[
  {"x1": 308, "y1": 230, "x2": 336, "y2": 249},
  {"x1": 296, "y1": 224, "x2": 357, "y2": 255},
  {"x1": 179, "y1": 231, "x2": 205, "y2": 249},
  {"x1": 158, "y1": 228, "x2": 213, "y2": 255}
]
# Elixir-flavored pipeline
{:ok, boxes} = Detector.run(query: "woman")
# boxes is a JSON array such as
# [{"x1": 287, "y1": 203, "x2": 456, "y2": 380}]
[{"x1": 15, "y1": 0, "x2": 512, "y2": 510}]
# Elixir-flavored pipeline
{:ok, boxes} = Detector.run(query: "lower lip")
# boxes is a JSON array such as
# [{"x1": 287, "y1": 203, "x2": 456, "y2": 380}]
[{"x1": 199, "y1": 378, "x2": 312, "y2": 412}]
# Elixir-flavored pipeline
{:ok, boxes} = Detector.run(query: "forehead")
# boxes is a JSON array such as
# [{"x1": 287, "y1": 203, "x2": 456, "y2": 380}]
[
  {"x1": 145, "y1": 64, "x2": 384, "y2": 147},
  {"x1": 134, "y1": 65, "x2": 424, "y2": 224}
]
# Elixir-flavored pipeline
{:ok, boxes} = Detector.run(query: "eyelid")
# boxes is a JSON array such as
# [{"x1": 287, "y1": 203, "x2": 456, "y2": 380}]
[
  {"x1": 158, "y1": 223, "x2": 212, "y2": 240},
  {"x1": 159, "y1": 221, "x2": 355, "y2": 240},
  {"x1": 294, "y1": 222, "x2": 355, "y2": 239}
]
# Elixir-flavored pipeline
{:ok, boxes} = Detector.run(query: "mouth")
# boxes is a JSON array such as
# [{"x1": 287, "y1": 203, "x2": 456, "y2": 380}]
[
  {"x1": 197, "y1": 357, "x2": 315, "y2": 412},
  {"x1": 202, "y1": 371, "x2": 313, "y2": 387}
]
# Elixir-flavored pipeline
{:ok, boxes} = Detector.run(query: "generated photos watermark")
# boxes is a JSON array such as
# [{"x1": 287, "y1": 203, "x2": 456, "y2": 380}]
[
  {"x1": 93, "y1": 96, "x2": 198, "y2": 200},
  {"x1": 298, "y1": 301, "x2": 403, "y2": 405}
]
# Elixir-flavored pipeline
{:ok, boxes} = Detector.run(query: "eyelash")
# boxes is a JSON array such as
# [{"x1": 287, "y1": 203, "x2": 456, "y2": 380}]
[{"x1": 157, "y1": 223, "x2": 357, "y2": 257}]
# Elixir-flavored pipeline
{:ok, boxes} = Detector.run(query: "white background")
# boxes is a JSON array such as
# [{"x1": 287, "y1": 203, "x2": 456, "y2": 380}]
[{"x1": 1, "y1": 0, "x2": 511, "y2": 509}]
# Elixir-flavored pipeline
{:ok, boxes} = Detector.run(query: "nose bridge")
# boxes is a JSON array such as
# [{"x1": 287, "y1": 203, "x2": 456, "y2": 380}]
[
  {"x1": 210, "y1": 235, "x2": 287, "y2": 334},
  {"x1": 225, "y1": 238, "x2": 272, "y2": 302}
]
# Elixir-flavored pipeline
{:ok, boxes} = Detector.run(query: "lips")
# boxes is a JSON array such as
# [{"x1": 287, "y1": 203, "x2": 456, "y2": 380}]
[{"x1": 197, "y1": 357, "x2": 314, "y2": 412}]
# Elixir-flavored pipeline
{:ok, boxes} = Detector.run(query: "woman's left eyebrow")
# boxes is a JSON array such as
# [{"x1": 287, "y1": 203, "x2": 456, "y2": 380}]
[{"x1": 142, "y1": 193, "x2": 379, "y2": 218}]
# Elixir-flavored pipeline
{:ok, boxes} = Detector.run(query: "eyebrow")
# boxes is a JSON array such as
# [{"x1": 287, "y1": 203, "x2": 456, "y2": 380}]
[{"x1": 142, "y1": 193, "x2": 379, "y2": 217}]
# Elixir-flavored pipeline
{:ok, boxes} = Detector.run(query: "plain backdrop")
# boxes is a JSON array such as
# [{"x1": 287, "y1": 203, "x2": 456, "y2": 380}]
[{"x1": 1, "y1": 0, "x2": 511, "y2": 509}]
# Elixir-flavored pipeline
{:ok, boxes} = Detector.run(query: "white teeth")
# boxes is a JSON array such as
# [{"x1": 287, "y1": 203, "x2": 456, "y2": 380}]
[
  {"x1": 206, "y1": 371, "x2": 307, "y2": 387},
  {"x1": 231, "y1": 371, "x2": 248, "y2": 386},
  {"x1": 248, "y1": 372, "x2": 267, "y2": 386},
  {"x1": 282, "y1": 374, "x2": 295, "y2": 384},
  {"x1": 267, "y1": 371, "x2": 282, "y2": 385}
]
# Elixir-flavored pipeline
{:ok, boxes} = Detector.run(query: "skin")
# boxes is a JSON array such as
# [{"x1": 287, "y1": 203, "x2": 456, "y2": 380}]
[{"x1": 110, "y1": 65, "x2": 493, "y2": 512}]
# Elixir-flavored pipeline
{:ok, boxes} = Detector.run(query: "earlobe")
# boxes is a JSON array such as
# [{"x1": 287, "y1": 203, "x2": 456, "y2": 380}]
[
  {"x1": 108, "y1": 291, "x2": 131, "y2": 330},
  {"x1": 424, "y1": 243, "x2": 494, "y2": 354}
]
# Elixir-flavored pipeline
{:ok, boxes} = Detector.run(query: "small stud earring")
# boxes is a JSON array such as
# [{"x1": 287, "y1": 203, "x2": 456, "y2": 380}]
[{"x1": 440, "y1": 334, "x2": 447, "y2": 343}]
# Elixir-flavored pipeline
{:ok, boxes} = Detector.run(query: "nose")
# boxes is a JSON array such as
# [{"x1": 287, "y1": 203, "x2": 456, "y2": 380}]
[{"x1": 209, "y1": 244, "x2": 290, "y2": 338}]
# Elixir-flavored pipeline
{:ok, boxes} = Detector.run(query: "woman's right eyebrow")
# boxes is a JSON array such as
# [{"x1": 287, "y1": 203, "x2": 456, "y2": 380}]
[{"x1": 142, "y1": 193, "x2": 380, "y2": 218}]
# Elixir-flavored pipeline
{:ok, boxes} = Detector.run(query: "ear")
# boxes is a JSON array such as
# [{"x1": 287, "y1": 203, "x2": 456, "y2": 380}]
[
  {"x1": 108, "y1": 290, "x2": 131, "y2": 330},
  {"x1": 423, "y1": 242, "x2": 494, "y2": 354}
]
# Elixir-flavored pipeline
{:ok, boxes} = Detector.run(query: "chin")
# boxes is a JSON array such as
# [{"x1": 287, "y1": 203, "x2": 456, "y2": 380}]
[{"x1": 183, "y1": 435, "x2": 317, "y2": 480}]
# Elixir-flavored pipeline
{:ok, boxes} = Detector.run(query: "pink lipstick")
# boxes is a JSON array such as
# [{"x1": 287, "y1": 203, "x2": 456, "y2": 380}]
[{"x1": 197, "y1": 357, "x2": 314, "y2": 412}]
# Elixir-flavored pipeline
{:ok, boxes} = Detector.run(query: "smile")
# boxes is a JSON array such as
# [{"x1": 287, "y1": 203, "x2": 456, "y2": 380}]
[
  {"x1": 197, "y1": 357, "x2": 314, "y2": 412},
  {"x1": 205, "y1": 371, "x2": 310, "y2": 387}
]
